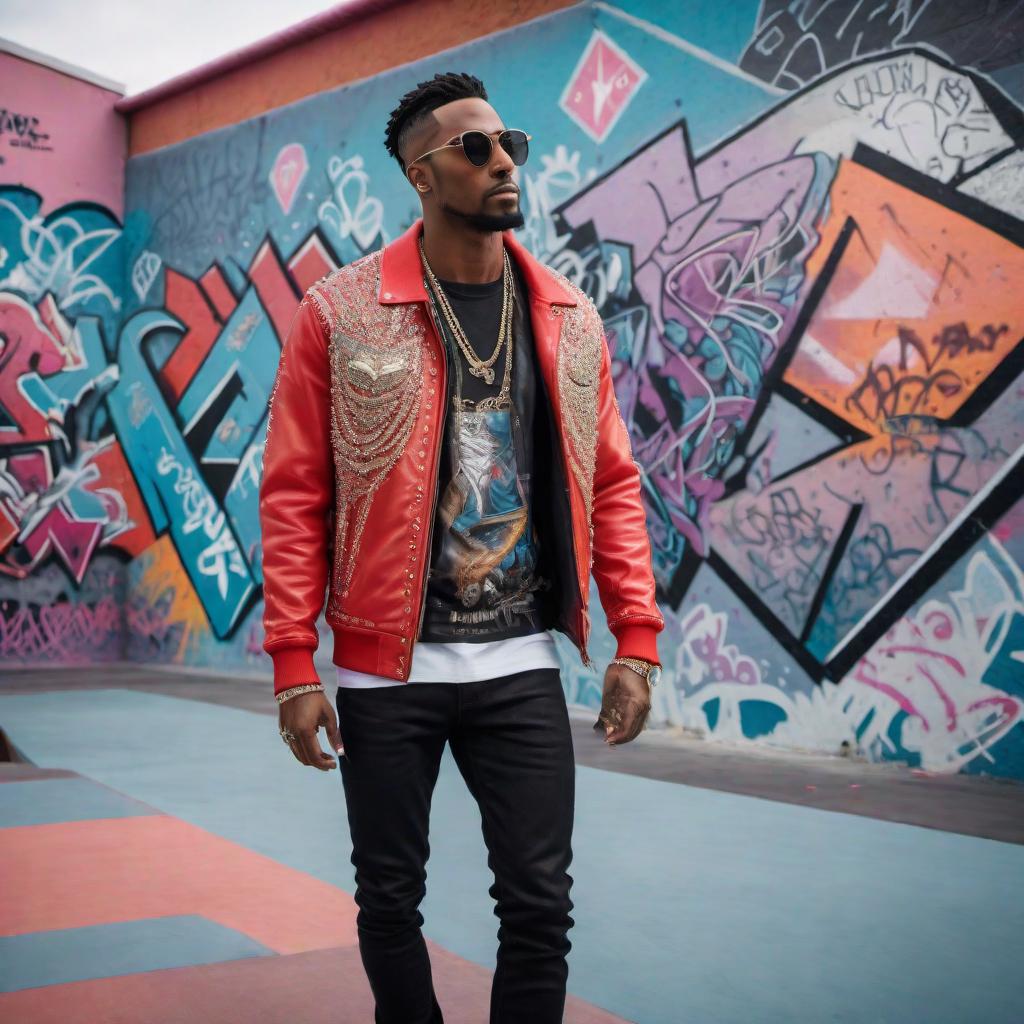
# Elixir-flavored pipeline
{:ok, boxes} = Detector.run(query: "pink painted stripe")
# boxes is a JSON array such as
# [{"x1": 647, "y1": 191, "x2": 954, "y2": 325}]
[{"x1": 0, "y1": 815, "x2": 358, "y2": 953}]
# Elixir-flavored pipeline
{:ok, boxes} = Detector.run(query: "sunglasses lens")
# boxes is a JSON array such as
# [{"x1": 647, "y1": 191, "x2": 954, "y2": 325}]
[
  {"x1": 500, "y1": 130, "x2": 529, "y2": 165},
  {"x1": 461, "y1": 131, "x2": 492, "y2": 166}
]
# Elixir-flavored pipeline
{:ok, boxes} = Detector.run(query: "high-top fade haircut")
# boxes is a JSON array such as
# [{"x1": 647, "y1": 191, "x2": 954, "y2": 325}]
[{"x1": 384, "y1": 71, "x2": 488, "y2": 175}]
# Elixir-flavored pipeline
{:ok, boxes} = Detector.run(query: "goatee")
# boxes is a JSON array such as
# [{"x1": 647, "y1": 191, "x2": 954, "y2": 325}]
[{"x1": 441, "y1": 200, "x2": 525, "y2": 233}]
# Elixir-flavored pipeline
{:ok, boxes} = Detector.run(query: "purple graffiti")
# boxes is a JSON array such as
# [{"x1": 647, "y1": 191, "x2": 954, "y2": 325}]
[{"x1": 560, "y1": 127, "x2": 833, "y2": 578}]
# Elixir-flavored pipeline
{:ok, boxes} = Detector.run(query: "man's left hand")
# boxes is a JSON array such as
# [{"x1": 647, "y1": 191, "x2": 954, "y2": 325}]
[{"x1": 593, "y1": 662, "x2": 651, "y2": 745}]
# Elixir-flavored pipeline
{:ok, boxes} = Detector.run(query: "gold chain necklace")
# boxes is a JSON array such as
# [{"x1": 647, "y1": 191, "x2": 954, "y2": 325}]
[
  {"x1": 419, "y1": 237, "x2": 511, "y2": 387},
  {"x1": 469, "y1": 309, "x2": 513, "y2": 411}
]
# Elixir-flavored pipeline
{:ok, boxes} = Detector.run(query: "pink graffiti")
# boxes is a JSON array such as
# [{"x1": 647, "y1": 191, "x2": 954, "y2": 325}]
[
  {"x1": 1, "y1": 444, "x2": 125, "y2": 583},
  {"x1": 0, "y1": 292, "x2": 68, "y2": 443},
  {"x1": 0, "y1": 596, "x2": 121, "y2": 659},
  {"x1": 854, "y1": 624, "x2": 1022, "y2": 746},
  {"x1": 681, "y1": 604, "x2": 761, "y2": 686},
  {"x1": 16, "y1": 503, "x2": 103, "y2": 584},
  {"x1": 560, "y1": 30, "x2": 646, "y2": 142},
  {"x1": 873, "y1": 643, "x2": 966, "y2": 678},
  {"x1": 269, "y1": 143, "x2": 308, "y2": 216},
  {"x1": 921, "y1": 609, "x2": 955, "y2": 641}
]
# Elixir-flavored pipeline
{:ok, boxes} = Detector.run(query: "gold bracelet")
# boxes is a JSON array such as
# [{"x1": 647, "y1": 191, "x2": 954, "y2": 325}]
[
  {"x1": 610, "y1": 657, "x2": 661, "y2": 687},
  {"x1": 276, "y1": 683, "x2": 324, "y2": 704}
]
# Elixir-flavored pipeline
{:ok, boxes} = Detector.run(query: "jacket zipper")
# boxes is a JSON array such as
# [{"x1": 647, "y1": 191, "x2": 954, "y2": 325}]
[
  {"x1": 415, "y1": 295, "x2": 448, "y2": 647},
  {"x1": 559, "y1": 456, "x2": 592, "y2": 667}
]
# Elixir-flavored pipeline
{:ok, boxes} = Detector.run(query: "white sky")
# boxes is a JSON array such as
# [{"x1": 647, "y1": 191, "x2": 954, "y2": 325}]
[{"x1": 1, "y1": 0, "x2": 353, "y2": 95}]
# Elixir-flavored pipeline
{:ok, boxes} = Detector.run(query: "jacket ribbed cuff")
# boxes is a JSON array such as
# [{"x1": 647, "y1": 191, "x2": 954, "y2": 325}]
[
  {"x1": 609, "y1": 622, "x2": 662, "y2": 666},
  {"x1": 271, "y1": 646, "x2": 321, "y2": 696}
]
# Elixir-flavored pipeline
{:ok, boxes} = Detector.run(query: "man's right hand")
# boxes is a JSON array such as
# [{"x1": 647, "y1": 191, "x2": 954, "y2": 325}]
[{"x1": 279, "y1": 691, "x2": 344, "y2": 770}]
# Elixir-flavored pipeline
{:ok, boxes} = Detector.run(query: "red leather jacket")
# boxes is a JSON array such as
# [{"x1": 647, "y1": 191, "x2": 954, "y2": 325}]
[{"x1": 260, "y1": 218, "x2": 663, "y2": 695}]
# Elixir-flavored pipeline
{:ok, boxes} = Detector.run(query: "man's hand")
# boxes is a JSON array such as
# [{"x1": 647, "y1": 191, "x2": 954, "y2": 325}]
[
  {"x1": 593, "y1": 662, "x2": 651, "y2": 746},
  {"x1": 279, "y1": 691, "x2": 344, "y2": 770}
]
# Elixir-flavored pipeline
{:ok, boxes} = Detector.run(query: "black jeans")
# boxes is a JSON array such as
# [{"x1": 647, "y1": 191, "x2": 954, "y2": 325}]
[{"x1": 334, "y1": 666, "x2": 576, "y2": 1024}]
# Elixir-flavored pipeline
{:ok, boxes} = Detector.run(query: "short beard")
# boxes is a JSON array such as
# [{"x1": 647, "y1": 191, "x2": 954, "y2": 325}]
[{"x1": 440, "y1": 198, "x2": 525, "y2": 233}]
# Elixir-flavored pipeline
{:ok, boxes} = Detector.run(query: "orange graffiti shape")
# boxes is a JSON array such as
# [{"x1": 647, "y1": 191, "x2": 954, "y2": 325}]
[
  {"x1": 785, "y1": 160, "x2": 1024, "y2": 435},
  {"x1": 129, "y1": 533, "x2": 213, "y2": 661}
]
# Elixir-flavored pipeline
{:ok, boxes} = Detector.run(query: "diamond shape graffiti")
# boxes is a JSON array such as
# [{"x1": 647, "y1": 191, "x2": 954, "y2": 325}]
[{"x1": 560, "y1": 30, "x2": 647, "y2": 143}]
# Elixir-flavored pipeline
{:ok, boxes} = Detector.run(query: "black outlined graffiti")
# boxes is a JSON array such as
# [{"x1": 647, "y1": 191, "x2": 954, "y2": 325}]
[{"x1": 740, "y1": 0, "x2": 1024, "y2": 90}]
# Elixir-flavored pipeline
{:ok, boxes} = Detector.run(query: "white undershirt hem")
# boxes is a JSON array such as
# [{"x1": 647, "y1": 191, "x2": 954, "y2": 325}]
[{"x1": 335, "y1": 631, "x2": 562, "y2": 688}]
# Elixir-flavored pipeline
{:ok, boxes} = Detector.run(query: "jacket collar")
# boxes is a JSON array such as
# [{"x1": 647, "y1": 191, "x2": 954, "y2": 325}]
[{"x1": 377, "y1": 217, "x2": 578, "y2": 308}]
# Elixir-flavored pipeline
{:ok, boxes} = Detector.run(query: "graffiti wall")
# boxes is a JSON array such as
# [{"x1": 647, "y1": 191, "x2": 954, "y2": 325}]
[
  {"x1": 555, "y1": 36, "x2": 1024, "y2": 780},
  {"x1": 9, "y1": 3, "x2": 1022, "y2": 777},
  {"x1": 1, "y1": 47, "x2": 128, "y2": 662}
]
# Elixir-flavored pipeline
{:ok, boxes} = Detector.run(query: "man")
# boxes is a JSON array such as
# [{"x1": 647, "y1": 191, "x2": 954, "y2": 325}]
[{"x1": 259, "y1": 71, "x2": 664, "y2": 1024}]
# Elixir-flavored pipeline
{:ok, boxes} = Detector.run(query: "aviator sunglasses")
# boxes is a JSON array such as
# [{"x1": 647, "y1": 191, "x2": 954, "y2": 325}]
[{"x1": 408, "y1": 129, "x2": 532, "y2": 168}]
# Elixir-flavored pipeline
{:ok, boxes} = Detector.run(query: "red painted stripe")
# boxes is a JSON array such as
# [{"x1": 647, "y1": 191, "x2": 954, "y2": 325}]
[
  {"x1": 199, "y1": 266, "x2": 238, "y2": 322},
  {"x1": 248, "y1": 240, "x2": 301, "y2": 342},
  {"x1": 288, "y1": 234, "x2": 338, "y2": 296},
  {"x1": 160, "y1": 270, "x2": 221, "y2": 403},
  {"x1": 0, "y1": 816, "x2": 357, "y2": 954}
]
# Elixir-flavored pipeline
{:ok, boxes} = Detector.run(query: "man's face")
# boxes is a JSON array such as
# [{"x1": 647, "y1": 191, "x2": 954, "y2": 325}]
[{"x1": 404, "y1": 97, "x2": 526, "y2": 233}]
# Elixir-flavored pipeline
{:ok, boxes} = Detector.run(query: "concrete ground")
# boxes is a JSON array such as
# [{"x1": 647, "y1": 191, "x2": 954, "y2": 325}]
[
  {"x1": 2, "y1": 663, "x2": 1023, "y2": 1023},
  {"x1": 6, "y1": 663, "x2": 1022, "y2": 844}
]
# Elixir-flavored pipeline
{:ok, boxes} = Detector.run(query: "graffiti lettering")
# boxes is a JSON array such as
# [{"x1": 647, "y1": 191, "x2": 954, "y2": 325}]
[
  {"x1": 0, "y1": 108, "x2": 51, "y2": 150},
  {"x1": 834, "y1": 59, "x2": 924, "y2": 112}
]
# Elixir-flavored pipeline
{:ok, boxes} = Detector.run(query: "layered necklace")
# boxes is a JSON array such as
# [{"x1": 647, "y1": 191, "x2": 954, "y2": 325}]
[{"x1": 419, "y1": 236, "x2": 513, "y2": 412}]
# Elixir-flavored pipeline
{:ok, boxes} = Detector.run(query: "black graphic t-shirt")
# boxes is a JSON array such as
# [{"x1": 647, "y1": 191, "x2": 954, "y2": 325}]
[{"x1": 420, "y1": 261, "x2": 552, "y2": 642}]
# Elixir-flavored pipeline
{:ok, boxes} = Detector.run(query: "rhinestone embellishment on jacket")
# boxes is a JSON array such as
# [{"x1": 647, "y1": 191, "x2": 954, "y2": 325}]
[{"x1": 308, "y1": 253, "x2": 425, "y2": 606}]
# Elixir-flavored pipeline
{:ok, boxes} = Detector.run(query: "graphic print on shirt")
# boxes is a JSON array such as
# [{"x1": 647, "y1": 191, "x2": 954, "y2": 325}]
[{"x1": 428, "y1": 405, "x2": 548, "y2": 636}]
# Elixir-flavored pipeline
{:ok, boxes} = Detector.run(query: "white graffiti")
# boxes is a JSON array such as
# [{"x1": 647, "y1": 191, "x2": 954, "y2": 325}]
[
  {"x1": 643, "y1": 541, "x2": 1023, "y2": 773},
  {"x1": 0, "y1": 197, "x2": 121, "y2": 311},
  {"x1": 652, "y1": 603, "x2": 779, "y2": 741},
  {"x1": 318, "y1": 154, "x2": 387, "y2": 252},
  {"x1": 229, "y1": 440, "x2": 263, "y2": 503},
  {"x1": 226, "y1": 312, "x2": 260, "y2": 352},
  {"x1": 518, "y1": 145, "x2": 604, "y2": 294},
  {"x1": 797, "y1": 55, "x2": 1013, "y2": 181},
  {"x1": 844, "y1": 542, "x2": 1024, "y2": 772},
  {"x1": 156, "y1": 447, "x2": 249, "y2": 601},
  {"x1": 131, "y1": 250, "x2": 162, "y2": 301}
]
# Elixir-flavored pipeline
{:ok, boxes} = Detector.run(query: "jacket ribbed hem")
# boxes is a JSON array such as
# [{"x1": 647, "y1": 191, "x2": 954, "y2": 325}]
[
  {"x1": 269, "y1": 619, "x2": 661, "y2": 694},
  {"x1": 269, "y1": 646, "x2": 320, "y2": 695},
  {"x1": 608, "y1": 622, "x2": 662, "y2": 665}
]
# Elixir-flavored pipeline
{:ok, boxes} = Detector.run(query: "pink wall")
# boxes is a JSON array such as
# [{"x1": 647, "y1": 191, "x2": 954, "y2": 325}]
[{"x1": 1, "y1": 50, "x2": 125, "y2": 216}]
